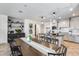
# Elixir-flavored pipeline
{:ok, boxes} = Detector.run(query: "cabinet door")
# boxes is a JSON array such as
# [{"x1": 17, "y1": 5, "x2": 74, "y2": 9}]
[{"x1": 0, "y1": 15, "x2": 7, "y2": 43}]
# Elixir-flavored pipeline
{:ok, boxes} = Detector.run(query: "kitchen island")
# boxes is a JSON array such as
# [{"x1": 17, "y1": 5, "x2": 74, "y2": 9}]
[{"x1": 16, "y1": 37, "x2": 56, "y2": 56}]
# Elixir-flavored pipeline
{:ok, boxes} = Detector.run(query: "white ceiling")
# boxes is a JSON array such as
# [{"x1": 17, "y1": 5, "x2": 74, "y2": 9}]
[{"x1": 0, "y1": 3, "x2": 78, "y2": 21}]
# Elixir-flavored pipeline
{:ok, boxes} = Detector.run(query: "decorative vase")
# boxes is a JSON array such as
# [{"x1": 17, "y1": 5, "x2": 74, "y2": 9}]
[{"x1": 27, "y1": 35, "x2": 32, "y2": 42}]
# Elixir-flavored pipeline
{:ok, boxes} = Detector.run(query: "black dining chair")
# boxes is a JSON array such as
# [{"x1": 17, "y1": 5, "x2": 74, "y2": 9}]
[
  {"x1": 38, "y1": 33, "x2": 45, "y2": 42},
  {"x1": 48, "y1": 44, "x2": 67, "y2": 56},
  {"x1": 51, "y1": 39, "x2": 59, "y2": 45},
  {"x1": 50, "y1": 39, "x2": 59, "y2": 50},
  {"x1": 10, "y1": 41, "x2": 23, "y2": 56},
  {"x1": 10, "y1": 45, "x2": 23, "y2": 56}
]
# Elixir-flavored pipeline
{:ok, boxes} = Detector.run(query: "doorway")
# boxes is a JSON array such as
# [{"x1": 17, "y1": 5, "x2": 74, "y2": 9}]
[{"x1": 35, "y1": 24, "x2": 36, "y2": 36}]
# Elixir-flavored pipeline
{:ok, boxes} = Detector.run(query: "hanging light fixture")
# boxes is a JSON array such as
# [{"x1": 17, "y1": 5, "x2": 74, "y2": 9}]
[{"x1": 53, "y1": 12, "x2": 55, "y2": 14}]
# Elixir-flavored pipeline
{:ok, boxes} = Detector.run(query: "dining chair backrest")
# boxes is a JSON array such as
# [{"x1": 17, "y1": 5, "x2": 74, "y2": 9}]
[
  {"x1": 56, "y1": 44, "x2": 67, "y2": 56},
  {"x1": 48, "y1": 44, "x2": 67, "y2": 56},
  {"x1": 51, "y1": 39, "x2": 59, "y2": 46}
]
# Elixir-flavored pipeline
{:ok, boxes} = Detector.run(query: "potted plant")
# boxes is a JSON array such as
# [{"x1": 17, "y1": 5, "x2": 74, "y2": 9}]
[{"x1": 15, "y1": 29, "x2": 22, "y2": 33}]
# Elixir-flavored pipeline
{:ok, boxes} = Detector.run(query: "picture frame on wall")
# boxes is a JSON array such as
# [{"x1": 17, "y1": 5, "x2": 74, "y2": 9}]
[
  {"x1": 29, "y1": 23, "x2": 33, "y2": 28},
  {"x1": 29, "y1": 23, "x2": 33, "y2": 34}
]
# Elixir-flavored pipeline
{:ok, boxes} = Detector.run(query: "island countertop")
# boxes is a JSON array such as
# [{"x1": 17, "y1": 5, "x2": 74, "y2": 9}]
[{"x1": 20, "y1": 37, "x2": 56, "y2": 56}]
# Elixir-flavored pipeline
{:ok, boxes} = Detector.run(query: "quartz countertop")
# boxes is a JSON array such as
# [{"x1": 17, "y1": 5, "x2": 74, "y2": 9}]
[{"x1": 20, "y1": 38, "x2": 56, "y2": 56}]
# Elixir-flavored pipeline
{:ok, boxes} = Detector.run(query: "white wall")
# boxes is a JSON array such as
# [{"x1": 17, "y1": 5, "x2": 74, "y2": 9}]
[
  {"x1": 71, "y1": 17, "x2": 79, "y2": 28},
  {"x1": 0, "y1": 15, "x2": 7, "y2": 44},
  {"x1": 24, "y1": 19, "x2": 40, "y2": 37},
  {"x1": 40, "y1": 24, "x2": 44, "y2": 33},
  {"x1": 58, "y1": 20, "x2": 69, "y2": 28},
  {"x1": 44, "y1": 22, "x2": 50, "y2": 33}
]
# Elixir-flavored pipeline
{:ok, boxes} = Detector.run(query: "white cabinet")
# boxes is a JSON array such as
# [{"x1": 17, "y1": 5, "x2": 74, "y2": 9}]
[{"x1": 0, "y1": 15, "x2": 7, "y2": 43}]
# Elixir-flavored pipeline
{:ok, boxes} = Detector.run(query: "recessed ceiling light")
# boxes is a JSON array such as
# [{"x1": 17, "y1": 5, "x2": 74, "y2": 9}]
[{"x1": 70, "y1": 8, "x2": 73, "y2": 11}]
